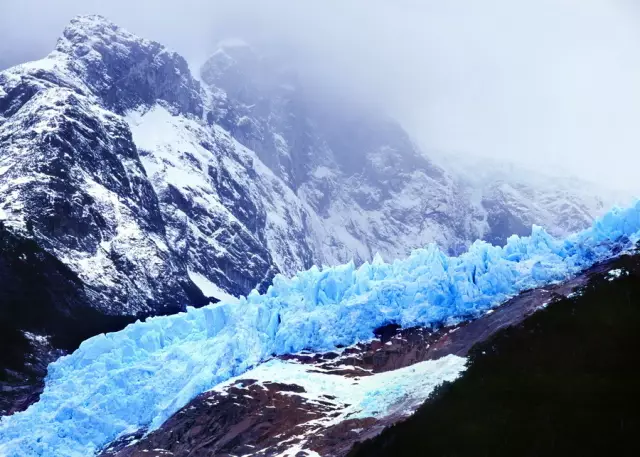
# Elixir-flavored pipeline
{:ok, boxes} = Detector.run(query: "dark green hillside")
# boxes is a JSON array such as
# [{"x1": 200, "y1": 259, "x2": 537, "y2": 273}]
[{"x1": 349, "y1": 254, "x2": 640, "y2": 457}]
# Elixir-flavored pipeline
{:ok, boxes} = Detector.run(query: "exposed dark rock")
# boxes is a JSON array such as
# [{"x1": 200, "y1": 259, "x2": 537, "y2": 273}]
[
  {"x1": 57, "y1": 15, "x2": 203, "y2": 116},
  {"x1": 0, "y1": 225, "x2": 135, "y2": 415}
]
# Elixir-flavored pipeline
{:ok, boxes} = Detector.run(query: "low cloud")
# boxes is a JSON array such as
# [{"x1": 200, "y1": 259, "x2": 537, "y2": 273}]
[{"x1": 2, "y1": 0, "x2": 640, "y2": 192}]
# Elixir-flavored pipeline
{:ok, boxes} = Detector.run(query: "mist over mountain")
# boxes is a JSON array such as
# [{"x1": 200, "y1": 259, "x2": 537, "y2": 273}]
[
  {"x1": 3, "y1": 0, "x2": 640, "y2": 192},
  {"x1": 0, "y1": 14, "x2": 619, "y2": 320}
]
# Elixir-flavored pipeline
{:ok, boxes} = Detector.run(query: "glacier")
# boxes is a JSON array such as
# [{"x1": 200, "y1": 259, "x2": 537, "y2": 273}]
[{"x1": 2, "y1": 201, "x2": 640, "y2": 456}]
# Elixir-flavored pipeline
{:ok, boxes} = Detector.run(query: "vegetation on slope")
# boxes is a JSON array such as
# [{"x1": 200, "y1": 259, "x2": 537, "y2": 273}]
[{"x1": 349, "y1": 253, "x2": 640, "y2": 457}]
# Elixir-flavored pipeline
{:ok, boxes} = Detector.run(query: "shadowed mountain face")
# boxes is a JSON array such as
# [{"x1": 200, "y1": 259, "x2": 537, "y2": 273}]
[
  {"x1": 0, "y1": 15, "x2": 620, "y2": 417},
  {"x1": 0, "y1": 225, "x2": 144, "y2": 416},
  {"x1": 348, "y1": 253, "x2": 640, "y2": 457}
]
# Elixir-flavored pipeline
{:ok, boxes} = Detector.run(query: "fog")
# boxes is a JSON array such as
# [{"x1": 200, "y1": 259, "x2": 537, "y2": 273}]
[{"x1": 2, "y1": 0, "x2": 640, "y2": 192}]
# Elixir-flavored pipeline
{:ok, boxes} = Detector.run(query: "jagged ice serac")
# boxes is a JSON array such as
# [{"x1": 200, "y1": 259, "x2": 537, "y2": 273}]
[{"x1": 2, "y1": 201, "x2": 640, "y2": 456}]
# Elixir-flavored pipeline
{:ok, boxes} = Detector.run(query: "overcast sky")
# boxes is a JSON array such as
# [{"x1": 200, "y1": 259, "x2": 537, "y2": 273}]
[{"x1": 2, "y1": 0, "x2": 640, "y2": 193}]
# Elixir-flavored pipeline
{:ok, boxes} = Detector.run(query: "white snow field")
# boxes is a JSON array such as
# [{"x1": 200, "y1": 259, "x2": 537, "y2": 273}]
[
  {"x1": 2, "y1": 202, "x2": 640, "y2": 456},
  {"x1": 210, "y1": 353, "x2": 467, "y2": 449}
]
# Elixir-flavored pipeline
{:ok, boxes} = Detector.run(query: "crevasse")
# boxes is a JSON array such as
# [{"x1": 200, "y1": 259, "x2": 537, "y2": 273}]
[{"x1": 2, "y1": 202, "x2": 640, "y2": 456}]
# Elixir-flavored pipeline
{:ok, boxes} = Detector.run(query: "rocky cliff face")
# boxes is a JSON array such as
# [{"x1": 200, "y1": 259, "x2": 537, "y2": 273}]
[
  {"x1": 0, "y1": 15, "x2": 618, "y2": 415},
  {"x1": 201, "y1": 41, "x2": 481, "y2": 263},
  {"x1": 0, "y1": 16, "x2": 208, "y2": 316}
]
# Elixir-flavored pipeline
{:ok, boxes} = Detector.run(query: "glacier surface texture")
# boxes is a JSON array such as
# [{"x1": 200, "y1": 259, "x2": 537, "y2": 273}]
[{"x1": 2, "y1": 202, "x2": 640, "y2": 456}]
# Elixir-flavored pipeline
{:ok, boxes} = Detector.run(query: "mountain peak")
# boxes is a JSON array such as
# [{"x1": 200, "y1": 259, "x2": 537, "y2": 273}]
[
  {"x1": 66, "y1": 13, "x2": 118, "y2": 30},
  {"x1": 50, "y1": 15, "x2": 203, "y2": 115},
  {"x1": 56, "y1": 14, "x2": 138, "y2": 56}
]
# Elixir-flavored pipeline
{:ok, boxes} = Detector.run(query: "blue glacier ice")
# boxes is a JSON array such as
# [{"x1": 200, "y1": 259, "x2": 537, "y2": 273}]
[{"x1": 2, "y1": 202, "x2": 640, "y2": 456}]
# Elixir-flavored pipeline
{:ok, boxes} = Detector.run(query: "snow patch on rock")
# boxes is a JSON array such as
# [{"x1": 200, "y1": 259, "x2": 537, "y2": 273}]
[
  {"x1": 188, "y1": 269, "x2": 239, "y2": 303},
  {"x1": 215, "y1": 354, "x2": 466, "y2": 422}
]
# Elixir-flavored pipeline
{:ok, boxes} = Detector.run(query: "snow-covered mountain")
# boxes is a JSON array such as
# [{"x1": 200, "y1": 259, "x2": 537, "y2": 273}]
[
  {"x1": 199, "y1": 39, "x2": 625, "y2": 260},
  {"x1": 0, "y1": 15, "x2": 618, "y2": 311},
  {"x1": 0, "y1": 15, "x2": 623, "y2": 415},
  {"x1": 429, "y1": 151, "x2": 628, "y2": 246},
  {"x1": 200, "y1": 41, "x2": 484, "y2": 261}
]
